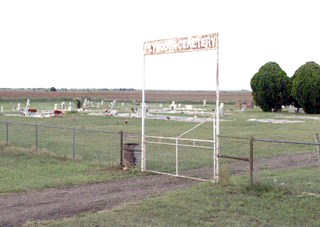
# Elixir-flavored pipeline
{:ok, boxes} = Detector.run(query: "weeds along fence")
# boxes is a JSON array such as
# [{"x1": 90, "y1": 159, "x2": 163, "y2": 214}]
[
  {"x1": 0, "y1": 121, "x2": 123, "y2": 166},
  {"x1": 219, "y1": 135, "x2": 320, "y2": 188}
]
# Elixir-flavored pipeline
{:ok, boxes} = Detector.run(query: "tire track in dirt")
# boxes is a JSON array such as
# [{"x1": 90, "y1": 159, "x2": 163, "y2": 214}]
[{"x1": 0, "y1": 175, "x2": 197, "y2": 227}]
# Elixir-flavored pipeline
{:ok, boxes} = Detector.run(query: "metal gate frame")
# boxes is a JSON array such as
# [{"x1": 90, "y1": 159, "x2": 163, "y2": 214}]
[
  {"x1": 144, "y1": 135, "x2": 215, "y2": 182},
  {"x1": 142, "y1": 33, "x2": 220, "y2": 182}
]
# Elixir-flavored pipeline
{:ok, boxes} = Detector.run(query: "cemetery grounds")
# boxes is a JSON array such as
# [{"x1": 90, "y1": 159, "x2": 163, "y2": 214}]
[{"x1": 0, "y1": 93, "x2": 319, "y2": 226}]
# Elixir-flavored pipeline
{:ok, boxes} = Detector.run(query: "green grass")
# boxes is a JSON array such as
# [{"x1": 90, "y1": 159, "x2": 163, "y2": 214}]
[
  {"x1": 1, "y1": 101, "x2": 320, "y2": 226},
  {"x1": 1, "y1": 102, "x2": 319, "y2": 181},
  {"x1": 27, "y1": 167, "x2": 320, "y2": 227},
  {"x1": 0, "y1": 145, "x2": 138, "y2": 194}
]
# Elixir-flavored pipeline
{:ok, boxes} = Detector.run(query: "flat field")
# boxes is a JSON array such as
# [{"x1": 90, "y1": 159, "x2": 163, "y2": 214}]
[{"x1": 0, "y1": 89, "x2": 252, "y2": 103}]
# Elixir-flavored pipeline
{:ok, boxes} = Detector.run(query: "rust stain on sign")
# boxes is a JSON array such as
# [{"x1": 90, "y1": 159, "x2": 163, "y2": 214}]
[{"x1": 144, "y1": 33, "x2": 218, "y2": 55}]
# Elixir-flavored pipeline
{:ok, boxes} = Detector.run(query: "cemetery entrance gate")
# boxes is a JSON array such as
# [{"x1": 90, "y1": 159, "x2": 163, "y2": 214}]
[{"x1": 142, "y1": 33, "x2": 220, "y2": 182}]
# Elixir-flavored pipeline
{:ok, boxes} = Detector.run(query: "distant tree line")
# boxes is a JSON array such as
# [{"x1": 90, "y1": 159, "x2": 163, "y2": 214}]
[{"x1": 250, "y1": 61, "x2": 320, "y2": 114}]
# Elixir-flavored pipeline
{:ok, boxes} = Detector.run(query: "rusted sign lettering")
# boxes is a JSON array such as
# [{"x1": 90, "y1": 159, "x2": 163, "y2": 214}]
[{"x1": 144, "y1": 33, "x2": 218, "y2": 55}]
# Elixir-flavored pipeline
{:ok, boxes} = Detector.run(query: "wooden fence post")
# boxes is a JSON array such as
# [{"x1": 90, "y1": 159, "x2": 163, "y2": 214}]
[
  {"x1": 314, "y1": 133, "x2": 320, "y2": 155},
  {"x1": 120, "y1": 131, "x2": 124, "y2": 168},
  {"x1": 72, "y1": 128, "x2": 76, "y2": 160},
  {"x1": 35, "y1": 124, "x2": 38, "y2": 152}
]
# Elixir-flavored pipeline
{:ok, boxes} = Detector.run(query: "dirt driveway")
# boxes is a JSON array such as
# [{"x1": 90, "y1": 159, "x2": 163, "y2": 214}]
[
  {"x1": 0, "y1": 152, "x2": 318, "y2": 227},
  {"x1": 0, "y1": 175, "x2": 198, "y2": 227}
]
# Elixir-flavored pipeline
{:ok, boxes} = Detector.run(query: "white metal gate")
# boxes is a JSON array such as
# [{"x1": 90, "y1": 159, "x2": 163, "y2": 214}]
[{"x1": 144, "y1": 135, "x2": 216, "y2": 182}]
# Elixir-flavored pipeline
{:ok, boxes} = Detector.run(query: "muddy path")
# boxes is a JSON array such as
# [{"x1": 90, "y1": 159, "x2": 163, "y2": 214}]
[{"x1": 0, "y1": 152, "x2": 319, "y2": 227}]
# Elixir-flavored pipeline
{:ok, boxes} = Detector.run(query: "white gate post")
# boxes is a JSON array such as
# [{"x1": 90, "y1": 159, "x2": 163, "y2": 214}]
[{"x1": 141, "y1": 54, "x2": 146, "y2": 172}]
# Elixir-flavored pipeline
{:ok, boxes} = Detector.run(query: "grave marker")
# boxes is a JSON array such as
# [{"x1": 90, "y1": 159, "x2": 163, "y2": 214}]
[{"x1": 170, "y1": 101, "x2": 177, "y2": 110}]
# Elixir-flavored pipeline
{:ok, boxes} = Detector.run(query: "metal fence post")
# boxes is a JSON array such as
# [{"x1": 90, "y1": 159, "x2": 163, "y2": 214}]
[
  {"x1": 35, "y1": 124, "x2": 38, "y2": 152},
  {"x1": 314, "y1": 133, "x2": 320, "y2": 155},
  {"x1": 176, "y1": 138, "x2": 179, "y2": 176},
  {"x1": 6, "y1": 122, "x2": 9, "y2": 146},
  {"x1": 120, "y1": 131, "x2": 124, "y2": 167},
  {"x1": 250, "y1": 137, "x2": 254, "y2": 185},
  {"x1": 72, "y1": 128, "x2": 76, "y2": 160}
]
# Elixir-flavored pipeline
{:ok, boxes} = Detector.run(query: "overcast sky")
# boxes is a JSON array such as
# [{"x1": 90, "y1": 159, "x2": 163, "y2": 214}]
[{"x1": 1, "y1": 0, "x2": 319, "y2": 90}]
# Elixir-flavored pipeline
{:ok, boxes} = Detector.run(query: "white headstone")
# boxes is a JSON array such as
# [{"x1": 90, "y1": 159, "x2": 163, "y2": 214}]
[
  {"x1": 26, "y1": 99, "x2": 30, "y2": 107},
  {"x1": 170, "y1": 101, "x2": 177, "y2": 110},
  {"x1": 0, "y1": 106, "x2": 3, "y2": 112},
  {"x1": 110, "y1": 110, "x2": 117, "y2": 115},
  {"x1": 61, "y1": 102, "x2": 66, "y2": 110},
  {"x1": 101, "y1": 100, "x2": 104, "y2": 106},
  {"x1": 220, "y1": 103, "x2": 224, "y2": 116},
  {"x1": 288, "y1": 105, "x2": 297, "y2": 113},
  {"x1": 54, "y1": 104, "x2": 58, "y2": 110},
  {"x1": 178, "y1": 103, "x2": 181, "y2": 108},
  {"x1": 159, "y1": 104, "x2": 163, "y2": 108},
  {"x1": 185, "y1": 105, "x2": 193, "y2": 110},
  {"x1": 203, "y1": 99, "x2": 207, "y2": 106},
  {"x1": 17, "y1": 103, "x2": 21, "y2": 110}
]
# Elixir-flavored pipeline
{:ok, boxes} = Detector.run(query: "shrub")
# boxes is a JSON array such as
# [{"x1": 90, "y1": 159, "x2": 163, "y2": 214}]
[
  {"x1": 250, "y1": 62, "x2": 291, "y2": 112},
  {"x1": 75, "y1": 98, "x2": 82, "y2": 109},
  {"x1": 291, "y1": 61, "x2": 320, "y2": 114}
]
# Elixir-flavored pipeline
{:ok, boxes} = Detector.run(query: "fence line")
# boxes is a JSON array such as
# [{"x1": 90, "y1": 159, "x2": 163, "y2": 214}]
[
  {"x1": 1, "y1": 120, "x2": 319, "y2": 185},
  {"x1": 218, "y1": 135, "x2": 320, "y2": 184},
  {"x1": 0, "y1": 121, "x2": 123, "y2": 165},
  {"x1": 219, "y1": 134, "x2": 320, "y2": 146}
]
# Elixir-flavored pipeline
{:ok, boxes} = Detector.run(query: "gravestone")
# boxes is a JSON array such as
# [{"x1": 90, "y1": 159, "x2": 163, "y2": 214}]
[
  {"x1": 185, "y1": 105, "x2": 193, "y2": 110},
  {"x1": 61, "y1": 102, "x2": 66, "y2": 110},
  {"x1": 170, "y1": 101, "x2": 177, "y2": 110},
  {"x1": 220, "y1": 103, "x2": 224, "y2": 116},
  {"x1": 288, "y1": 105, "x2": 297, "y2": 113}
]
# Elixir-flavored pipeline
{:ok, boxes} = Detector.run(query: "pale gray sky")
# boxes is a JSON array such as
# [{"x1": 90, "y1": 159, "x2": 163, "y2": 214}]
[{"x1": 1, "y1": 0, "x2": 319, "y2": 90}]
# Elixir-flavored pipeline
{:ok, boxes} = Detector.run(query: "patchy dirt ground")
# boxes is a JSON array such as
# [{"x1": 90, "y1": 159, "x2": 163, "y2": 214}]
[
  {"x1": 0, "y1": 152, "x2": 319, "y2": 227},
  {"x1": 0, "y1": 175, "x2": 197, "y2": 227}
]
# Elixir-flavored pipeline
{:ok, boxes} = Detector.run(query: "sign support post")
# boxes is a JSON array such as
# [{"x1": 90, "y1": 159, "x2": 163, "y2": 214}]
[{"x1": 142, "y1": 33, "x2": 219, "y2": 181}]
